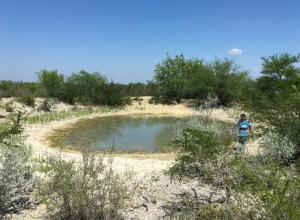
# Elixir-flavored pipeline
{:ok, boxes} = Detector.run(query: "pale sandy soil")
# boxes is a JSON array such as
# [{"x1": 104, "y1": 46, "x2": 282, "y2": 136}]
[
  {"x1": 7, "y1": 97, "x2": 260, "y2": 219},
  {"x1": 24, "y1": 96, "x2": 240, "y2": 175},
  {"x1": 24, "y1": 97, "x2": 258, "y2": 163},
  {"x1": 0, "y1": 97, "x2": 74, "y2": 114}
]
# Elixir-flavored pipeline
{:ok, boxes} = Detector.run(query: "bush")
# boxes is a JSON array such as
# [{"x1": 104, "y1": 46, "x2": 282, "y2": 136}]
[
  {"x1": 210, "y1": 58, "x2": 250, "y2": 106},
  {"x1": 221, "y1": 156, "x2": 300, "y2": 219},
  {"x1": 168, "y1": 110, "x2": 300, "y2": 219},
  {"x1": 5, "y1": 102, "x2": 13, "y2": 112},
  {"x1": 154, "y1": 55, "x2": 214, "y2": 100},
  {"x1": 168, "y1": 114, "x2": 234, "y2": 178},
  {"x1": 0, "y1": 113, "x2": 34, "y2": 216},
  {"x1": 252, "y1": 94, "x2": 300, "y2": 163},
  {"x1": 0, "y1": 80, "x2": 41, "y2": 98},
  {"x1": 74, "y1": 96, "x2": 94, "y2": 105},
  {"x1": 169, "y1": 128, "x2": 225, "y2": 179},
  {"x1": 148, "y1": 95, "x2": 175, "y2": 105},
  {"x1": 169, "y1": 145, "x2": 300, "y2": 219},
  {"x1": 132, "y1": 96, "x2": 143, "y2": 103},
  {"x1": 63, "y1": 70, "x2": 107, "y2": 105},
  {"x1": 123, "y1": 96, "x2": 132, "y2": 105},
  {"x1": 184, "y1": 115, "x2": 234, "y2": 146},
  {"x1": 148, "y1": 95, "x2": 160, "y2": 105},
  {"x1": 103, "y1": 82, "x2": 125, "y2": 106},
  {"x1": 19, "y1": 95, "x2": 35, "y2": 107},
  {"x1": 261, "y1": 131, "x2": 296, "y2": 165},
  {"x1": 38, "y1": 70, "x2": 64, "y2": 98},
  {"x1": 248, "y1": 53, "x2": 300, "y2": 162},
  {"x1": 38, "y1": 99, "x2": 52, "y2": 112},
  {"x1": 37, "y1": 147, "x2": 132, "y2": 219}
]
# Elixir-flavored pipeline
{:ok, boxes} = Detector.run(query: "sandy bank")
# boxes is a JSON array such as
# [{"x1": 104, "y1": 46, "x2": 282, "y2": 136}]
[
  {"x1": 12, "y1": 98, "x2": 260, "y2": 219},
  {"x1": 24, "y1": 97, "x2": 239, "y2": 177}
]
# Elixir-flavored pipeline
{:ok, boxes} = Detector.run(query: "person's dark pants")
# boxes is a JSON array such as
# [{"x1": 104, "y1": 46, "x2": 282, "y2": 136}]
[{"x1": 238, "y1": 136, "x2": 248, "y2": 152}]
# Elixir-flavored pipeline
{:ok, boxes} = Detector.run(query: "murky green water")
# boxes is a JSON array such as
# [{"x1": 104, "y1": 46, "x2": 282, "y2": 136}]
[{"x1": 63, "y1": 115, "x2": 189, "y2": 152}]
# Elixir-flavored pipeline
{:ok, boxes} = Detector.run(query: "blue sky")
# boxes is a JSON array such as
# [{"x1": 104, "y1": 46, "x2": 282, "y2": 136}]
[{"x1": 0, "y1": 0, "x2": 299, "y2": 83}]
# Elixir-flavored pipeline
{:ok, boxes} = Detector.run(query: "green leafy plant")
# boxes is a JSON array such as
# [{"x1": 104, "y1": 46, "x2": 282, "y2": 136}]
[
  {"x1": 37, "y1": 147, "x2": 132, "y2": 220},
  {"x1": 38, "y1": 70, "x2": 64, "y2": 98},
  {"x1": 169, "y1": 128, "x2": 225, "y2": 179},
  {"x1": 210, "y1": 58, "x2": 250, "y2": 106},
  {"x1": 18, "y1": 95, "x2": 35, "y2": 107},
  {"x1": 168, "y1": 103, "x2": 300, "y2": 219},
  {"x1": 154, "y1": 54, "x2": 214, "y2": 100}
]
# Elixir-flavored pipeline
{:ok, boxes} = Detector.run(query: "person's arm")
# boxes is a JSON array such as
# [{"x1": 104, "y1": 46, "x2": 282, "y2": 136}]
[
  {"x1": 232, "y1": 121, "x2": 239, "y2": 129},
  {"x1": 248, "y1": 122, "x2": 252, "y2": 134}
]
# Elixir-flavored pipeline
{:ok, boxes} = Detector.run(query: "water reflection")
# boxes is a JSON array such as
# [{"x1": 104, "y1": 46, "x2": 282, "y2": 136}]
[{"x1": 65, "y1": 115, "x2": 189, "y2": 152}]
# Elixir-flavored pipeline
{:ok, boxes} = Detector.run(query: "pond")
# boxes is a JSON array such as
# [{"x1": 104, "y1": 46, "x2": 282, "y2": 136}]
[
  {"x1": 54, "y1": 114, "x2": 233, "y2": 152},
  {"x1": 61, "y1": 115, "x2": 190, "y2": 152}
]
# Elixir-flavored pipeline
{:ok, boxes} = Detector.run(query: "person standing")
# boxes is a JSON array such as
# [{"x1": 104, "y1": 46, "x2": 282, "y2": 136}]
[{"x1": 236, "y1": 113, "x2": 252, "y2": 152}]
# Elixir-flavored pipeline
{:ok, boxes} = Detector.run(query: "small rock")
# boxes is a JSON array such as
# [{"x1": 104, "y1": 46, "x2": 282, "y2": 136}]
[
  {"x1": 210, "y1": 191, "x2": 226, "y2": 203},
  {"x1": 142, "y1": 196, "x2": 149, "y2": 203},
  {"x1": 0, "y1": 111, "x2": 8, "y2": 118}
]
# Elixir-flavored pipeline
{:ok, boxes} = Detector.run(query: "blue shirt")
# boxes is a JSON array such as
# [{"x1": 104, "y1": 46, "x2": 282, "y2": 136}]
[{"x1": 238, "y1": 120, "x2": 251, "y2": 137}]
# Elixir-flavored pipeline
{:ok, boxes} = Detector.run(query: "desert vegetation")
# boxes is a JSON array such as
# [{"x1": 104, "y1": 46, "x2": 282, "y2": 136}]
[
  {"x1": 0, "y1": 113, "x2": 35, "y2": 217},
  {"x1": 166, "y1": 53, "x2": 300, "y2": 219},
  {"x1": 153, "y1": 55, "x2": 252, "y2": 106},
  {"x1": 168, "y1": 116, "x2": 300, "y2": 219},
  {"x1": 37, "y1": 148, "x2": 133, "y2": 219},
  {"x1": 0, "y1": 55, "x2": 256, "y2": 110},
  {"x1": 0, "y1": 71, "x2": 156, "y2": 108},
  {"x1": 0, "y1": 115, "x2": 134, "y2": 219},
  {"x1": 0, "y1": 53, "x2": 299, "y2": 219}
]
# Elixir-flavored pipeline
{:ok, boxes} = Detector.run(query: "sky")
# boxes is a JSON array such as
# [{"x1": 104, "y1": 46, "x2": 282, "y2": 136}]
[{"x1": 0, "y1": 0, "x2": 299, "y2": 83}]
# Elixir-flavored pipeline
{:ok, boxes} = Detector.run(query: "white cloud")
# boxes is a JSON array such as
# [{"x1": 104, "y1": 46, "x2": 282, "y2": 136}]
[{"x1": 228, "y1": 48, "x2": 242, "y2": 55}]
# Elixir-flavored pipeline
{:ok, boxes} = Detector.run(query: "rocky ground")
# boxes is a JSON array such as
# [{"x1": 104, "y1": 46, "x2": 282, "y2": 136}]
[
  {"x1": 121, "y1": 172, "x2": 226, "y2": 219},
  {"x1": 4, "y1": 171, "x2": 227, "y2": 220}
]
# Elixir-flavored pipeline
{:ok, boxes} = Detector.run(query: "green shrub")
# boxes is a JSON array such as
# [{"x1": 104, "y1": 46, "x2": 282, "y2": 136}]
[
  {"x1": 168, "y1": 106, "x2": 300, "y2": 219},
  {"x1": 132, "y1": 96, "x2": 143, "y2": 105},
  {"x1": 37, "y1": 70, "x2": 64, "y2": 98},
  {"x1": 184, "y1": 115, "x2": 235, "y2": 146},
  {"x1": 247, "y1": 53, "x2": 300, "y2": 163},
  {"x1": 148, "y1": 95, "x2": 174, "y2": 105},
  {"x1": 0, "y1": 80, "x2": 41, "y2": 98},
  {"x1": 74, "y1": 96, "x2": 94, "y2": 105},
  {"x1": 223, "y1": 156, "x2": 300, "y2": 219},
  {"x1": 148, "y1": 96, "x2": 159, "y2": 104},
  {"x1": 37, "y1": 147, "x2": 132, "y2": 219},
  {"x1": 261, "y1": 131, "x2": 296, "y2": 165},
  {"x1": 38, "y1": 99, "x2": 52, "y2": 112},
  {"x1": 169, "y1": 128, "x2": 224, "y2": 179},
  {"x1": 252, "y1": 93, "x2": 300, "y2": 163},
  {"x1": 123, "y1": 96, "x2": 132, "y2": 105},
  {"x1": 0, "y1": 113, "x2": 34, "y2": 216},
  {"x1": 148, "y1": 95, "x2": 161, "y2": 105},
  {"x1": 0, "y1": 112, "x2": 23, "y2": 142},
  {"x1": 154, "y1": 54, "x2": 214, "y2": 100},
  {"x1": 165, "y1": 194, "x2": 262, "y2": 220},
  {"x1": 169, "y1": 144, "x2": 300, "y2": 219},
  {"x1": 210, "y1": 58, "x2": 250, "y2": 106},
  {"x1": 103, "y1": 82, "x2": 125, "y2": 106},
  {"x1": 19, "y1": 95, "x2": 35, "y2": 107}
]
